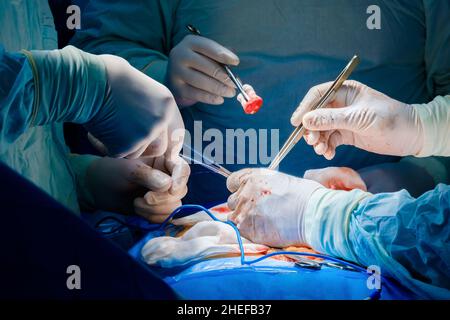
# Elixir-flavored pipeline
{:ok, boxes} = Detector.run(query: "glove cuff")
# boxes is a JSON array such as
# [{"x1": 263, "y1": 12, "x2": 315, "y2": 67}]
[
  {"x1": 296, "y1": 181, "x2": 324, "y2": 245},
  {"x1": 303, "y1": 188, "x2": 371, "y2": 261},
  {"x1": 25, "y1": 46, "x2": 108, "y2": 126},
  {"x1": 414, "y1": 95, "x2": 450, "y2": 157}
]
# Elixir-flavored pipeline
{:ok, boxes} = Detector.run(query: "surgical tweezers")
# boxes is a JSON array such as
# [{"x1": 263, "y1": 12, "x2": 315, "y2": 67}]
[{"x1": 268, "y1": 55, "x2": 360, "y2": 170}]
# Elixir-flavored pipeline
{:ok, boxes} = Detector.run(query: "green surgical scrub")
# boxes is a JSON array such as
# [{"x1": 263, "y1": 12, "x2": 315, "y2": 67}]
[{"x1": 0, "y1": 0, "x2": 103, "y2": 213}]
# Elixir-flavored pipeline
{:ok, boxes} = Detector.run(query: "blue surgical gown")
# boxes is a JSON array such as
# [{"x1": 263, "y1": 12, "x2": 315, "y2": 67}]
[{"x1": 305, "y1": 184, "x2": 450, "y2": 299}]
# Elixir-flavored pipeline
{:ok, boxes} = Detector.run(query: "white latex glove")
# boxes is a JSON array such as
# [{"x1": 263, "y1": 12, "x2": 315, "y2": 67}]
[
  {"x1": 85, "y1": 155, "x2": 190, "y2": 223},
  {"x1": 167, "y1": 34, "x2": 239, "y2": 107},
  {"x1": 291, "y1": 80, "x2": 424, "y2": 160},
  {"x1": 226, "y1": 168, "x2": 323, "y2": 248},
  {"x1": 85, "y1": 55, "x2": 183, "y2": 159},
  {"x1": 304, "y1": 167, "x2": 367, "y2": 191}
]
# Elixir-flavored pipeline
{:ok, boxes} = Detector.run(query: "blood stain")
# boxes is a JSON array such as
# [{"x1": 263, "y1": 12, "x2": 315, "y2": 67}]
[{"x1": 211, "y1": 205, "x2": 230, "y2": 213}]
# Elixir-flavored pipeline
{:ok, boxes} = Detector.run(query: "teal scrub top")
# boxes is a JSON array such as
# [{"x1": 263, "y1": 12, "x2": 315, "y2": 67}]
[{"x1": 0, "y1": 0, "x2": 79, "y2": 212}]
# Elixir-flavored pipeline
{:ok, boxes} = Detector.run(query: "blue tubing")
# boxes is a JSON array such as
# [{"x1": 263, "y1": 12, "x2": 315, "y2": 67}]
[{"x1": 158, "y1": 204, "x2": 381, "y2": 300}]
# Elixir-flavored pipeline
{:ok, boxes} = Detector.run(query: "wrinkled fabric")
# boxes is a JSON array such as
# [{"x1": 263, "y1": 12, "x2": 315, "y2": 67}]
[
  {"x1": 0, "y1": 0, "x2": 106, "y2": 212},
  {"x1": 305, "y1": 185, "x2": 450, "y2": 299}
]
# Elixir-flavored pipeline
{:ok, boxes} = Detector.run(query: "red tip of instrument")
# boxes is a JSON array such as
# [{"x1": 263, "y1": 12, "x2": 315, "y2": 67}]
[{"x1": 243, "y1": 96, "x2": 263, "y2": 114}]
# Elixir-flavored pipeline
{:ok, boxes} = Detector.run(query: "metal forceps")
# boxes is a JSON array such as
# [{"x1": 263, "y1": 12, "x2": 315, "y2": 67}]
[{"x1": 268, "y1": 55, "x2": 360, "y2": 170}]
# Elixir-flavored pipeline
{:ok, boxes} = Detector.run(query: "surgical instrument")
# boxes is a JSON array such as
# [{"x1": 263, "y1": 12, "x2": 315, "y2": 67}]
[
  {"x1": 293, "y1": 257, "x2": 322, "y2": 270},
  {"x1": 180, "y1": 144, "x2": 232, "y2": 178},
  {"x1": 268, "y1": 55, "x2": 361, "y2": 170}
]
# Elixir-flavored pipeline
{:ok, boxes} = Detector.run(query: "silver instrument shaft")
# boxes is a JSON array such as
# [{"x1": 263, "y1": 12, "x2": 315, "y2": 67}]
[{"x1": 268, "y1": 55, "x2": 360, "y2": 170}]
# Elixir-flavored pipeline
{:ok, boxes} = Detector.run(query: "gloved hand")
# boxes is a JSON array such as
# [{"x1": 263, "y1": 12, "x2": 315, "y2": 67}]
[
  {"x1": 28, "y1": 46, "x2": 184, "y2": 159},
  {"x1": 86, "y1": 54, "x2": 184, "y2": 158},
  {"x1": 85, "y1": 155, "x2": 190, "y2": 223},
  {"x1": 134, "y1": 154, "x2": 190, "y2": 222},
  {"x1": 291, "y1": 80, "x2": 424, "y2": 160},
  {"x1": 304, "y1": 167, "x2": 367, "y2": 191},
  {"x1": 167, "y1": 34, "x2": 239, "y2": 107},
  {"x1": 226, "y1": 168, "x2": 324, "y2": 247}
]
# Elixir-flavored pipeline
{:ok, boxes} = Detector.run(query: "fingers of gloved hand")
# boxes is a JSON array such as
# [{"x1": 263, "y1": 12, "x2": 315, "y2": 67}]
[
  {"x1": 311, "y1": 131, "x2": 333, "y2": 156},
  {"x1": 178, "y1": 83, "x2": 224, "y2": 105},
  {"x1": 304, "y1": 167, "x2": 346, "y2": 188},
  {"x1": 138, "y1": 155, "x2": 156, "y2": 169},
  {"x1": 303, "y1": 130, "x2": 320, "y2": 146},
  {"x1": 187, "y1": 35, "x2": 240, "y2": 66},
  {"x1": 322, "y1": 130, "x2": 349, "y2": 160},
  {"x1": 144, "y1": 186, "x2": 188, "y2": 205},
  {"x1": 142, "y1": 130, "x2": 168, "y2": 158},
  {"x1": 180, "y1": 67, "x2": 236, "y2": 98},
  {"x1": 323, "y1": 146, "x2": 336, "y2": 160},
  {"x1": 228, "y1": 198, "x2": 249, "y2": 225},
  {"x1": 150, "y1": 155, "x2": 167, "y2": 173},
  {"x1": 302, "y1": 106, "x2": 354, "y2": 132},
  {"x1": 237, "y1": 84, "x2": 257, "y2": 105},
  {"x1": 128, "y1": 163, "x2": 172, "y2": 192},
  {"x1": 304, "y1": 167, "x2": 367, "y2": 191},
  {"x1": 227, "y1": 187, "x2": 245, "y2": 211},
  {"x1": 185, "y1": 51, "x2": 235, "y2": 88},
  {"x1": 226, "y1": 168, "x2": 254, "y2": 192},
  {"x1": 291, "y1": 80, "x2": 365, "y2": 127},
  {"x1": 232, "y1": 204, "x2": 257, "y2": 241},
  {"x1": 174, "y1": 97, "x2": 197, "y2": 108},
  {"x1": 165, "y1": 129, "x2": 185, "y2": 161},
  {"x1": 227, "y1": 194, "x2": 238, "y2": 211},
  {"x1": 336, "y1": 168, "x2": 367, "y2": 191},
  {"x1": 290, "y1": 82, "x2": 335, "y2": 126},
  {"x1": 134, "y1": 197, "x2": 182, "y2": 223},
  {"x1": 318, "y1": 129, "x2": 355, "y2": 160},
  {"x1": 164, "y1": 107, "x2": 185, "y2": 161},
  {"x1": 228, "y1": 184, "x2": 256, "y2": 223},
  {"x1": 164, "y1": 157, "x2": 191, "y2": 194},
  {"x1": 334, "y1": 170, "x2": 367, "y2": 191},
  {"x1": 303, "y1": 168, "x2": 325, "y2": 185}
]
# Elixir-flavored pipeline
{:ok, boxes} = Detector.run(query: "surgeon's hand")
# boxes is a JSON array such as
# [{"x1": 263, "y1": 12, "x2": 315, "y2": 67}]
[
  {"x1": 226, "y1": 168, "x2": 323, "y2": 247},
  {"x1": 85, "y1": 55, "x2": 183, "y2": 159},
  {"x1": 85, "y1": 155, "x2": 190, "y2": 223},
  {"x1": 167, "y1": 34, "x2": 239, "y2": 107},
  {"x1": 304, "y1": 167, "x2": 367, "y2": 191},
  {"x1": 291, "y1": 80, "x2": 424, "y2": 160}
]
